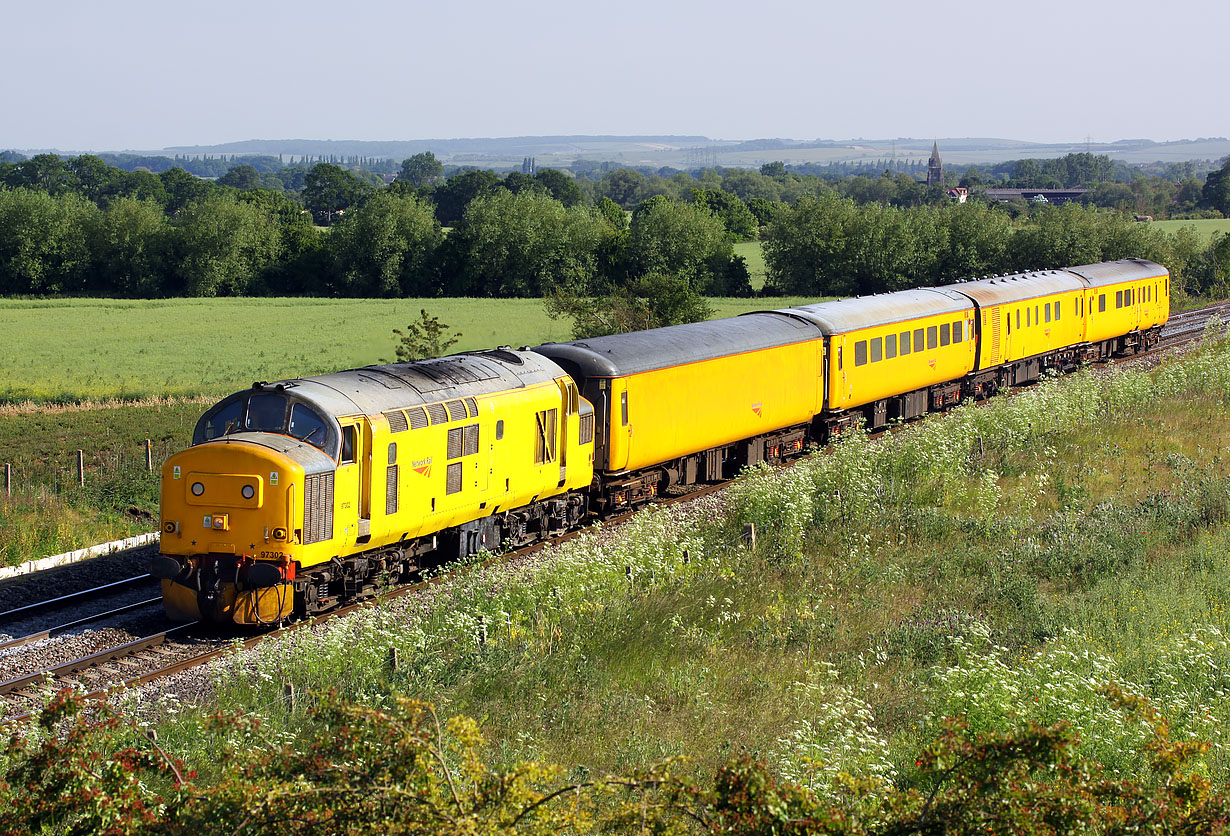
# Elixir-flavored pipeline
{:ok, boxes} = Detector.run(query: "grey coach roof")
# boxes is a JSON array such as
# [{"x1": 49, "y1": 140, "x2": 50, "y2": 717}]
[
  {"x1": 262, "y1": 349, "x2": 565, "y2": 418},
  {"x1": 1067, "y1": 259, "x2": 1167, "y2": 288},
  {"x1": 534, "y1": 312, "x2": 822, "y2": 377},
  {"x1": 772, "y1": 287, "x2": 973, "y2": 334},
  {"x1": 951, "y1": 270, "x2": 1086, "y2": 307}
]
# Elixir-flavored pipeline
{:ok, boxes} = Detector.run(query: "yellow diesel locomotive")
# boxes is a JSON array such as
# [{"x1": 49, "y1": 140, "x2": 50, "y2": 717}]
[
  {"x1": 154, "y1": 259, "x2": 1168, "y2": 625},
  {"x1": 153, "y1": 350, "x2": 593, "y2": 624}
]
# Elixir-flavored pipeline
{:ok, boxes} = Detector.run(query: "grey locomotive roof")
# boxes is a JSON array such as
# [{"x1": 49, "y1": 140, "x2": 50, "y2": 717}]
[
  {"x1": 950, "y1": 270, "x2": 1087, "y2": 306},
  {"x1": 533, "y1": 312, "x2": 822, "y2": 377},
  {"x1": 1067, "y1": 259, "x2": 1167, "y2": 288},
  {"x1": 265, "y1": 349, "x2": 565, "y2": 418},
  {"x1": 208, "y1": 432, "x2": 337, "y2": 475},
  {"x1": 772, "y1": 288, "x2": 973, "y2": 334}
]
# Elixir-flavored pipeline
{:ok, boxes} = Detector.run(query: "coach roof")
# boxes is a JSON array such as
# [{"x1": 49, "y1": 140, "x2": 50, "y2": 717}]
[
  {"x1": 771, "y1": 287, "x2": 973, "y2": 334},
  {"x1": 534, "y1": 312, "x2": 822, "y2": 378}
]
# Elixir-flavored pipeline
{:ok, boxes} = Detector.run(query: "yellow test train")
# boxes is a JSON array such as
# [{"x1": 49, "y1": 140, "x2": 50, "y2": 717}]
[{"x1": 155, "y1": 259, "x2": 1168, "y2": 625}]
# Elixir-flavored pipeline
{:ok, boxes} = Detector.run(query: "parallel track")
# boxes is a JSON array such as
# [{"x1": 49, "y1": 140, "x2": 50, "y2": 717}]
[{"x1": 3, "y1": 300, "x2": 1227, "y2": 725}]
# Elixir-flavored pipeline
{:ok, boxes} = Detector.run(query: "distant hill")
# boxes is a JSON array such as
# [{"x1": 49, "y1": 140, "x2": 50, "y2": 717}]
[{"x1": 18, "y1": 135, "x2": 1230, "y2": 171}]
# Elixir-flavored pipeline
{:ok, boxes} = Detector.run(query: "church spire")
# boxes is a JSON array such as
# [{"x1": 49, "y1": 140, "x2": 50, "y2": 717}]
[{"x1": 927, "y1": 142, "x2": 943, "y2": 187}]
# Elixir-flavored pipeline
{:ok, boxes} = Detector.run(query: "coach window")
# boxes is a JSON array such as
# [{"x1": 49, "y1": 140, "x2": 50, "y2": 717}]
[
  {"x1": 1044, "y1": 304, "x2": 1051, "y2": 324},
  {"x1": 496, "y1": 419, "x2": 504, "y2": 440},
  {"x1": 914, "y1": 328, "x2": 924, "y2": 352},
  {"x1": 1055, "y1": 301, "x2": 1061, "y2": 321},
  {"x1": 621, "y1": 392, "x2": 628, "y2": 426},
  {"x1": 900, "y1": 331, "x2": 911, "y2": 355},
  {"x1": 1115, "y1": 290, "x2": 1123, "y2": 309},
  {"x1": 886, "y1": 334, "x2": 897, "y2": 359},
  {"x1": 1006, "y1": 313, "x2": 1011, "y2": 335},
  {"x1": 927, "y1": 326, "x2": 938, "y2": 350},
  {"x1": 952, "y1": 320, "x2": 964, "y2": 343},
  {"x1": 855, "y1": 340, "x2": 868, "y2": 366},
  {"x1": 870, "y1": 337, "x2": 883, "y2": 362},
  {"x1": 939, "y1": 323, "x2": 950, "y2": 346},
  {"x1": 1026, "y1": 308, "x2": 1030, "y2": 327},
  {"x1": 1035, "y1": 305, "x2": 1040, "y2": 324}
]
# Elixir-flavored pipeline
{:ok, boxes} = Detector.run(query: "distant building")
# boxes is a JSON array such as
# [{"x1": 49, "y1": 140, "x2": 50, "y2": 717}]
[
  {"x1": 981, "y1": 188, "x2": 1089, "y2": 206},
  {"x1": 946, "y1": 187, "x2": 968, "y2": 203},
  {"x1": 926, "y1": 142, "x2": 943, "y2": 187}
]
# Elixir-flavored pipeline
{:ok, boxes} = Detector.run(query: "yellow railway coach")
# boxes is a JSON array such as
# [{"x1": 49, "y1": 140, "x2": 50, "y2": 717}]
[
  {"x1": 154, "y1": 350, "x2": 593, "y2": 625},
  {"x1": 774, "y1": 289, "x2": 978, "y2": 430},
  {"x1": 535, "y1": 313, "x2": 825, "y2": 510}
]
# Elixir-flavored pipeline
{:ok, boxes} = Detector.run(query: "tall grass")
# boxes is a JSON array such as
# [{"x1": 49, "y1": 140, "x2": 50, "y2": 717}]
[{"x1": 125, "y1": 332, "x2": 1230, "y2": 796}]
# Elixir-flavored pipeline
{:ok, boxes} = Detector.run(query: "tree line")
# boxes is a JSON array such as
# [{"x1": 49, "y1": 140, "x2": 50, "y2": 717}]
[{"x1": 0, "y1": 151, "x2": 1227, "y2": 304}]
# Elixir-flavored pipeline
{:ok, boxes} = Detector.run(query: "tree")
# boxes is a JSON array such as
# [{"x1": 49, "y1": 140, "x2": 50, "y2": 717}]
[
  {"x1": 545, "y1": 271, "x2": 714, "y2": 338},
  {"x1": 431, "y1": 169, "x2": 501, "y2": 226},
  {"x1": 170, "y1": 192, "x2": 283, "y2": 296},
  {"x1": 216, "y1": 164, "x2": 261, "y2": 190},
  {"x1": 302, "y1": 163, "x2": 372, "y2": 223},
  {"x1": 444, "y1": 190, "x2": 608, "y2": 297},
  {"x1": 159, "y1": 167, "x2": 213, "y2": 215},
  {"x1": 689, "y1": 188, "x2": 758, "y2": 240},
  {"x1": 533, "y1": 168, "x2": 585, "y2": 207},
  {"x1": 85, "y1": 197, "x2": 171, "y2": 296},
  {"x1": 0, "y1": 188, "x2": 95, "y2": 294},
  {"x1": 397, "y1": 151, "x2": 444, "y2": 189},
  {"x1": 759, "y1": 160, "x2": 787, "y2": 179},
  {"x1": 393, "y1": 309, "x2": 460, "y2": 361},
  {"x1": 328, "y1": 192, "x2": 444, "y2": 296},
  {"x1": 1203, "y1": 158, "x2": 1230, "y2": 215},
  {"x1": 627, "y1": 196, "x2": 736, "y2": 292},
  {"x1": 599, "y1": 168, "x2": 647, "y2": 207}
]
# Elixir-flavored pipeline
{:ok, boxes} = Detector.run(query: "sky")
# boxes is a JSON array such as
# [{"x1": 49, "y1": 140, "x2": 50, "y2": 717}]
[{"x1": 3, "y1": 0, "x2": 1226, "y2": 152}]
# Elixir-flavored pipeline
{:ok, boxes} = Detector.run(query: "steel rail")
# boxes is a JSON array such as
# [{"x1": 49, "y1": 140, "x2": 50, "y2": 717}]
[
  {"x1": 0, "y1": 575, "x2": 157, "y2": 626},
  {"x1": 0, "y1": 598, "x2": 164, "y2": 651}
]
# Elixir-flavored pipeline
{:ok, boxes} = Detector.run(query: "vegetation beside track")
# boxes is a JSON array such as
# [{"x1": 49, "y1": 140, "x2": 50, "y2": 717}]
[{"x1": 8, "y1": 327, "x2": 1230, "y2": 832}]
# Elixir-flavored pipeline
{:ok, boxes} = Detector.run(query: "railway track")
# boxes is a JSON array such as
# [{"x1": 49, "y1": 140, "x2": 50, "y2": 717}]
[{"x1": 3, "y1": 299, "x2": 1228, "y2": 726}]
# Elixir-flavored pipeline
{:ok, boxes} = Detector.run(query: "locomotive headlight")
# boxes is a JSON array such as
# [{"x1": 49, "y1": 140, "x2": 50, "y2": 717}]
[
  {"x1": 191, "y1": 481, "x2": 205, "y2": 496},
  {"x1": 163, "y1": 521, "x2": 179, "y2": 534},
  {"x1": 272, "y1": 527, "x2": 287, "y2": 540},
  {"x1": 241, "y1": 484, "x2": 255, "y2": 500}
]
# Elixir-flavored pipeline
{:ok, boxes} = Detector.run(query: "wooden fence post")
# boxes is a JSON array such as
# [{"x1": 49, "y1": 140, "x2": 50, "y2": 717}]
[
  {"x1": 77, "y1": 450, "x2": 85, "y2": 487},
  {"x1": 145, "y1": 439, "x2": 153, "y2": 472},
  {"x1": 742, "y1": 523, "x2": 756, "y2": 548},
  {"x1": 3, "y1": 463, "x2": 9, "y2": 499},
  {"x1": 283, "y1": 683, "x2": 296, "y2": 712}
]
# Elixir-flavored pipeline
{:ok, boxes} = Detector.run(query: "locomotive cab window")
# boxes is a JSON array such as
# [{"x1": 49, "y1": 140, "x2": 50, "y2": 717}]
[
  {"x1": 202, "y1": 400, "x2": 244, "y2": 441},
  {"x1": 341, "y1": 425, "x2": 356, "y2": 464},
  {"x1": 245, "y1": 393, "x2": 286, "y2": 433},
  {"x1": 289, "y1": 403, "x2": 328, "y2": 449}
]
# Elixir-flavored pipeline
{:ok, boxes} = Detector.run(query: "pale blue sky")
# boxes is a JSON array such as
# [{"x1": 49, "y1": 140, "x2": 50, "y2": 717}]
[{"x1": 3, "y1": 0, "x2": 1225, "y2": 151}]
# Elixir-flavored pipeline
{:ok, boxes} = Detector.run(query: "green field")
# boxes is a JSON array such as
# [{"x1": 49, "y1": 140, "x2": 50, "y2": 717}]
[
  {"x1": 0, "y1": 295, "x2": 809, "y2": 405},
  {"x1": 733, "y1": 240, "x2": 768, "y2": 290},
  {"x1": 1152, "y1": 218, "x2": 1230, "y2": 242}
]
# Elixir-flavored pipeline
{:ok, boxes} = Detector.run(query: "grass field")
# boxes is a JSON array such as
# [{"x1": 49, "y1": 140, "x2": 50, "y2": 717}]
[
  {"x1": 1152, "y1": 218, "x2": 1230, "y2": 242},
  {"x1": 733, "y1": 240, "x2": 768, "y2": 290},
  {"x1": 111, "y1": 334, "x2": 1230, "y2": 805},
  {"x1": 0, "y1": 295, "x2": 809, "y2": 406}
]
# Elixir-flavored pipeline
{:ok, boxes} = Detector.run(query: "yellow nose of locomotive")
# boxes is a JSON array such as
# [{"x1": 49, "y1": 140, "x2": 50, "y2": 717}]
[{"x1": 156, "y1": 441, "x2": 304, "y2": 625}]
